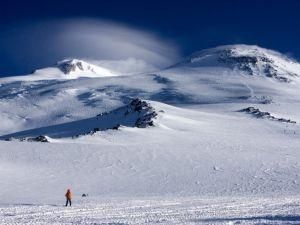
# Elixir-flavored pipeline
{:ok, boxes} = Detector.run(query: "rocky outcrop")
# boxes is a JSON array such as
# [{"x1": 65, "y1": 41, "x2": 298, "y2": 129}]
[
  {"x1": 240, "y1": 107, "x2": 296, "y2": 123},
  {"x1": 96, "y1": 98, "x2": 158, "y2": 130},
  {"x1": 218, "y1": 49, "x2": 294, "y2": 82},
  {"x1": 85, "y1": 99, "x2": 158, "y2": 135},
  {"x1": 126, "y1": 98, "x2": 158, "y2": 128},
  {"x1": 5, "y1": 135, "x2": 49, "y2": 142},
  {"x1": 57, "y1": 59, "x2": 92, "y2": 74},
  {"x1": 182, "y1": 45, "x2": 300, "y2": 83}
]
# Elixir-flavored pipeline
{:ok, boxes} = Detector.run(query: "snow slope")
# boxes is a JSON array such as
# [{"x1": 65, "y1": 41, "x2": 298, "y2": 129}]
[
  {"x1": 1, "y1": 197, "x2": 299, "y2": 224},
  {"x1": 0, "y1": 44, "x2": 300, "y2": 223},
  {"x1": 0, "y1": 98, "x2": 157, "y2": 140},
  {"x1": 0, "y1": 100, "x2": 300, "y2": 202}
]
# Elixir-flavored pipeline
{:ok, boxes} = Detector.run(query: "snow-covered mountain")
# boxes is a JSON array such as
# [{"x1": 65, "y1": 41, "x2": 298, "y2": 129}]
[
  {"x1": 1, "y1": 44, "x2": 300, "y2": 139},
  {"x1": 0, "y1": 59, "x2": 116, "y2": 82},
  {"x1": 175, "y1": 44, "x2": 300, "y2": 82},
  {"x1": 56, "y1": 59, "x2": 116, "y2": 77},
  {"x1": 0, "y1": 45, "x2": 300, "y2": 223}
]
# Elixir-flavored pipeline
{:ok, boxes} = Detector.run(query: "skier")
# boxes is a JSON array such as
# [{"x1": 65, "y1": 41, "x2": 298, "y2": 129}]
[{"x1": 65, "y1": 189, "x2": 72, "y2": 207}]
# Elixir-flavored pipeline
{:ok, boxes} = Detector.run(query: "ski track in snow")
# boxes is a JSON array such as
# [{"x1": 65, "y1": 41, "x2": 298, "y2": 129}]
[{"x1": 0, "y1": 197, "x2": 299, "y2": 225}]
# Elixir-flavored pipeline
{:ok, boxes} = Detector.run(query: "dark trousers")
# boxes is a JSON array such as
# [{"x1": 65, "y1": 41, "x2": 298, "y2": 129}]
[{"x1": 66, "y1": 198, "x2": 72, "y2": 206}]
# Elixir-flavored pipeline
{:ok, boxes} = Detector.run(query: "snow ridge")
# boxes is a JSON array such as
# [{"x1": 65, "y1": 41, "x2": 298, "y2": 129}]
[{"x1": 1, "y1": 98, "x2": 158, "y2": 141}]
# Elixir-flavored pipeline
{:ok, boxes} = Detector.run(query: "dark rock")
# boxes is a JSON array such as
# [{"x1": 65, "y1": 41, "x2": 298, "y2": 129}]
[
  {"x1": 218, "y1": 49, "x2": 292, "y2": 82},
  {"x1": 112, "y1": 124, "x2": 120, "y2": 130},
  {"x1": 240, "y1": 107, "x2": 296, "y2": 124},
  {"x1": 129, "y1": 98, "x2": 158, "y2": 128},
  {"x1": 27, "y1": 135, "x2": 49, "y2": 142},
  {"x1": 58, "y1": 60, "x2": 84, "y2": 74},
  {"x1": 87, "y1": 99, "x2": 157, "y2": 135}
]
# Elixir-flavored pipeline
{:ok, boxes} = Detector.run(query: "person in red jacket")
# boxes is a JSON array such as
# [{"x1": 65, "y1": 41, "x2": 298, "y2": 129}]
[{"x1": 65, "y1": 189, "x2": 72, "y2": 207}]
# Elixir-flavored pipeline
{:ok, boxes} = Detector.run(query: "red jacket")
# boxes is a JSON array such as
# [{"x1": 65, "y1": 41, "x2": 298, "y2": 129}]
[{"x1": 65, "y1": 190, "x2": 72, "y2": 199}]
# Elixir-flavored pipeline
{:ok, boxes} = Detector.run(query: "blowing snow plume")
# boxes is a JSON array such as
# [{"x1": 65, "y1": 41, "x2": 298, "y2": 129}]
[{"x1": 0, "y1": 18, "x2": 181, "y2": 75}]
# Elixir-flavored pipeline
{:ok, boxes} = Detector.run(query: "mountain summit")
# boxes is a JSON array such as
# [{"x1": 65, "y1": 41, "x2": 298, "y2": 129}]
[
  {"x1": 0, "y1": 59, "x2": 116, "y2": 82},
  {"x1": 175, "y1": 45, "x2": 300, "y2": 82},
  {"x1": 56, "y1": 59, "x2": 115, "y2": 77}
]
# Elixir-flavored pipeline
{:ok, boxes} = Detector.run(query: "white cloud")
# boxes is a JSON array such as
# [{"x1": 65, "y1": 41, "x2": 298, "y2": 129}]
[
  {"x1": 0, "y1": 18, "x2": 181, "y2": 75},
  {"x1": 54, "y1": 18, "x2": 180, "y2": 72}
]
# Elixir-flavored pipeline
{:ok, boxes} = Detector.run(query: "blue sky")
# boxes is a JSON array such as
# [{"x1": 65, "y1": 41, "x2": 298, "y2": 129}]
[{"x1": 0, "y1": 0, "x2": 300, "y2": 75}]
